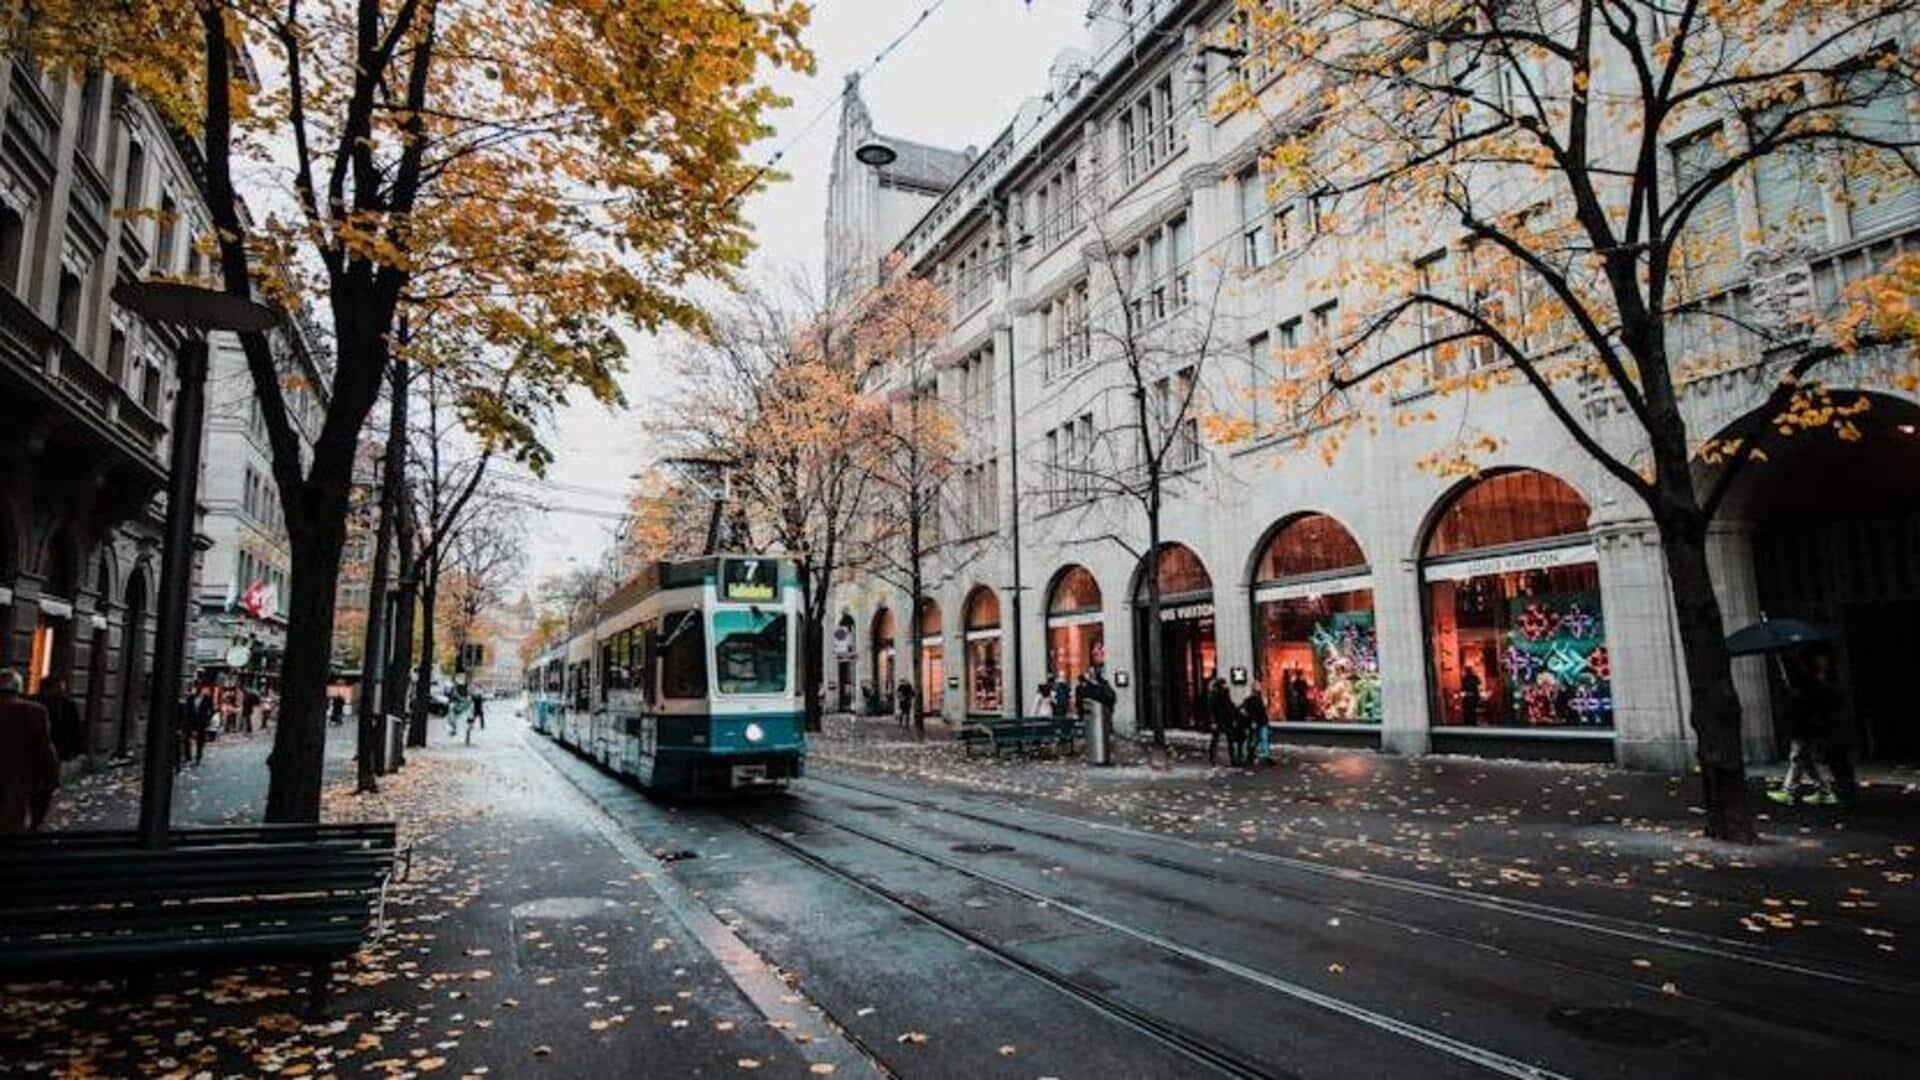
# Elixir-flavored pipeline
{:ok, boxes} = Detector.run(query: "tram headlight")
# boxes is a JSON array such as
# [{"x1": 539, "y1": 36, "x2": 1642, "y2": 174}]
[{"x1": 745, "y1": 722, "x2": 766, "y2": 744}]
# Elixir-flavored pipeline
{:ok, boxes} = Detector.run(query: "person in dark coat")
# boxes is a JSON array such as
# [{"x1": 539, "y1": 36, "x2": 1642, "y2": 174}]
[
  {"x1": 37, "y1": 675, "x2": 83, "y2": 762},
  {"x1": 1206, "y1": 676, "x2": 1238, "y2": 765},
  {"x1": 328, "y1": 694, "x2": 346, "y2": 727},
  {"x1": 1283, "y1": 668, "x2": 1310, "y2": 724},
  {"x1": 1242, "y1": 681, "x2": 1272, "y2": 766},
  {"x1": 0, "y1": 669, "x2": 60, "y2": 832}
]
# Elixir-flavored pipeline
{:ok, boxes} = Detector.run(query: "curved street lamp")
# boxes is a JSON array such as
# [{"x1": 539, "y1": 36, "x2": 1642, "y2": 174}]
[{"x1": 112, "y1": 279, "x2": 279, "y2": 848}]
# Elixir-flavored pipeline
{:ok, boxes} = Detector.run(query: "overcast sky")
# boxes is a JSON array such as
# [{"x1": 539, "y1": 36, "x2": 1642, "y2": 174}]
[{"x1": 511, "y1": 0, "x2": 1090, "y2": 590}]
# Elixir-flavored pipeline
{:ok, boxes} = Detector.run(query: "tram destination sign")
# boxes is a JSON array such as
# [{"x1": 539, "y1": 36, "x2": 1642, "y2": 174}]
[{"x1": 721, "y1": 558, "x2": 778, "y2": 602}]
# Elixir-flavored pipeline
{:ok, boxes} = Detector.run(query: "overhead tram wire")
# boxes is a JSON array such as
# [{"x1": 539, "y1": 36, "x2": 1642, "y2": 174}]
[{"x1": 717, "y1": 0, "x2": 957, "y2": 216}]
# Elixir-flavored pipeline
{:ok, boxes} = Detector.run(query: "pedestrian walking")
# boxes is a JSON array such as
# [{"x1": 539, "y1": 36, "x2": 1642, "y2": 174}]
[
  {"x1": 242, "y1": 685, "x2": 261, "y2": 735},
  {"x1": 1460, "y1": 666, "x2": 1484, "y2": 727},
  {"x1": 1242, "y1": 681, "x2": 1272, "y2": 766},
  {"x1": 36, "y1": 676, "x2": 83, "y2": 763},
  {"x1": 0, "y1": 669, "x2": 60, "y2": 832},
  {"x1": 895, "y1": 680, "x2": 915, "y2": 730},
  {"x1": 189, "y1": 685, "x2": 216, "y2": 765},
  {"x1": 1029, "y1": 679, "x2": 1052, "y2": 720},
  {"x1": 1206, "y1": 675, "x2": 1236, "y2": 765},
  {"x1": 328, "y1": 694, "x2": 346, "y2": 727},
  {"x1": 474, "y1": 694, "x2": 486, "y2": 731},
  {"x1": 1773, "y1": 650, "x2": 1840, "y2": 806}
]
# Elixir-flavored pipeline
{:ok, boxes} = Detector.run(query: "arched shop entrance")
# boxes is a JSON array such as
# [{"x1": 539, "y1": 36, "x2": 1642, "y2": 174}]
[
  {"x1": 1727, "y1": 397, "x2": 1920, "y2": 761},
  {"x1": 918, "y1": 598, "x2": 944, "y2": 715},
  {"x1": 870, "y1": 607, "x2": 895, "y2": 705},
  {"x1": 1133, "y1": 543, "x2": 1216, "y2": 731},
  {"x1": 1251, "y1": 513, "x2": 1380, "y2": 726},
  {"x1": 1045, "y1": 565, "x2": 1104, "y2": 683},
  {"x1": 1421, "y1": 469, "x2": 1612, "y2": 737},
  {"x1": 963, "y1": 586, "x2": 1003, "y2": 716}
]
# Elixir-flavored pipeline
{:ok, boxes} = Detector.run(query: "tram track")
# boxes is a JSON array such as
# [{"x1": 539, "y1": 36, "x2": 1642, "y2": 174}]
[
  {"x1": 726, "y1": 801, "x2": 1572, "y2": 1080},
  {"x1": 803, "y1": 770, "x2": 1920, "y2": 997},
  {"x1": 806, "y1": 751, "x2": 1920, "y2": 945}
]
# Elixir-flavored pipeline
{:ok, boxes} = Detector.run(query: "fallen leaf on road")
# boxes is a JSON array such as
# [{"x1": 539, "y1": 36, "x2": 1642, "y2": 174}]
[
  {"x1": 897, "y1": 1032, "x2": 928, "y2": 1045},
  {"x1": 737, "y1": 1059, "x2": 762, "y2": 1071},
  {"x1": 810, "y1": 1065, "x2": 836, "y2": 1075},
  {"x1": 998, "y1": 1045, "x2": 1017, "y2": 1056},
  {"x1": 532, "y1": 1045, "x2": 553, "y2": 1057},
  {"x1": 714, "y1": 1021, "x2": 736, "y2": 1032}
]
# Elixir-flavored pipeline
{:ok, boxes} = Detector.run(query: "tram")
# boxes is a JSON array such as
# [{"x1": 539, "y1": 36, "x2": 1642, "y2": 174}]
[{"x1": 525, "y1": 554, "x2": 805, "y2": 794}]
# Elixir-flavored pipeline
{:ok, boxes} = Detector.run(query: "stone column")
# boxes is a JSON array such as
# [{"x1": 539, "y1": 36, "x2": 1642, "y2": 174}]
[
  {"x1": 1593, "y1": 517, "x2": 1693, "y2": 772},
  {"x1": 1705, "y1": 519, "x2": 1776, "y2": 762},
  {"x1": 1372, "y1": 556, "x2": 1429, "y2": 756}
]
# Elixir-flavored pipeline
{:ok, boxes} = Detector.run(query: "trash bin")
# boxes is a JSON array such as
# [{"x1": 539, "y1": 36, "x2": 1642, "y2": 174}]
[
  {"x1": 385, "y1": 714, "x2": 406, "y2": 767},
  {"x1": 1087, "y1": 704, "x2": 1111, "y2": 766}
]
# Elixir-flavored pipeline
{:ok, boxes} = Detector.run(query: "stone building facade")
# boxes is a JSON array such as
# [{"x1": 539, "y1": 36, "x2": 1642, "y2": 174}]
[
  {"x1": 190, "y1": 315, "x2": 327, "y2": 691},
  {"x1": 825, "y1": 0, "x2": 1920, "y2": 770},
  {"x1": 0, "y1": 57, "x2": 218, "y2": 763}
]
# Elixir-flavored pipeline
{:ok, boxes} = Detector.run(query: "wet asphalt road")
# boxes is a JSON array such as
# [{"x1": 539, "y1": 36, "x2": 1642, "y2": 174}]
[{"x1": 527, "y1": 731, "x2": 1920, "y2": 1080}]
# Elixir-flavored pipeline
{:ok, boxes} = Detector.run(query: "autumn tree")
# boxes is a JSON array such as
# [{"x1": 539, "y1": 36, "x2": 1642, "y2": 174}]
[
  {"x1": 656, "y1": 273, "x2": 883, "y2": 732},
  {"x1": 1214, "y1": 0, "x2": 1919, "y2": 839},
  {"x1": 1031, "y1": 211, "x2": 1236, "y2": 749},
  {"x1": 27, "y1": 0, "x2": 812, "y2": 820},
  {"x1": 852, "y1": 267, "x2": 962, "y2": 739},
  {"x1": 438, "y1": 510, "x2": 527, "y2": 681}
]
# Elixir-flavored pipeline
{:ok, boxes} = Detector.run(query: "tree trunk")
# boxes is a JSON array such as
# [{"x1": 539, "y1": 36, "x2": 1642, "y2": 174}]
[
  {"x1": 1143, "y1": 496, "x2": 1167, "y2": 749},
  {"x1": 799, "y1": 556, "x2": 825, "y2": 734},
  {"x1": 354, "y1": 381, "x2": 406, "y2": 790},
  {"x1": 386, "y1": 567, "x2": 416, "y2": 765},
  {"x1": 410, "y1": 568, "x2": 439, "y2": 748},
  {"x1": 1658, "y1": 514, "x2": 1757, "y2": 843},
  {"x1": 264, "y1": 521, "x2": 347, "y2": 822}
]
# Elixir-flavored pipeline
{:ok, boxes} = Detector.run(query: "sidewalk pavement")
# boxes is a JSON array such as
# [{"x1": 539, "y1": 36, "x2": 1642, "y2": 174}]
[
  {"x1": 5, "y1": 716, "x2": 838, "y2": 1078},
  {"x1": 813, "y1": 713, "x2": 1919, "y2": 970}
]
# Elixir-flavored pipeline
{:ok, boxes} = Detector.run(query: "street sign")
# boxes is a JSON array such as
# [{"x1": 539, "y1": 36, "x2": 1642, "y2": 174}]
[
  {"x1": 225, "y1": 644, "x2": 252, "y2": 669},
  {"x1": 831, "y1": 623, "x2": 855, "y2": 657}
]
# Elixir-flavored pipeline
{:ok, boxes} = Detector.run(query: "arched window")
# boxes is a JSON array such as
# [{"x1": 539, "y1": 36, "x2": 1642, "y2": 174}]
[
  {"x1": 963, "y1": 587, "x2": 1002, "y2": 714},
  {"x1": 1421, "y1": 469, "x2": 1610, "y2": 730},
  {"x1": 1135, "y1": 542, "x2": 1212, "y2": 600},
  {"x1": 1045, "y1": 566, "x2": 1104, "y2": 683},
  {"x1": 1251, "y1": 514, "x2": 1379, "y2": 724}
]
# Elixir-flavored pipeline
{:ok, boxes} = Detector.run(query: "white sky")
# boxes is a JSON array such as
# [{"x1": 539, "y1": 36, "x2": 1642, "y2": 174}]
[{"x1": 514, "y1": 0, "x2": 1089, "y2": 589}]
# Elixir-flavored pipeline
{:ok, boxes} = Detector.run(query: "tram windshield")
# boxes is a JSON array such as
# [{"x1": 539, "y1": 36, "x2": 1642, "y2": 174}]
[{"x1": 712, "y1": 608, "x2": 789, "y2": 695}]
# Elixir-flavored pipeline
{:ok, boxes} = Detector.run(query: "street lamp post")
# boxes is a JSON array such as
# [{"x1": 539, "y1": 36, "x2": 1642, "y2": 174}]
[{"x1": 113, "y1": 281, "x2": 279, "y2": 849}]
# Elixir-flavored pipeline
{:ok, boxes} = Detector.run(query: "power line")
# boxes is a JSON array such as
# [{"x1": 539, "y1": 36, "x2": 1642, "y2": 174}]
[{"x1": 720, "y1": 0, "x2": 958, "y2": 214}]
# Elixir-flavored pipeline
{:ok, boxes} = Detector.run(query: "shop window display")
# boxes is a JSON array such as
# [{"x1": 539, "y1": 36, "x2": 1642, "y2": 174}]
[
  {"x1": 964, "y1": 587, "x2": 1003, "y2": 714},
  {"x1": 1251, "y1": 514, "x2": 1380, "y2": 723},
  {"x1": 1422, "y1": 470, "x2": 1612, "y2": 729},
  {"x1": 1046, "y1": 565, "x2": 1105, "y2": 683}
]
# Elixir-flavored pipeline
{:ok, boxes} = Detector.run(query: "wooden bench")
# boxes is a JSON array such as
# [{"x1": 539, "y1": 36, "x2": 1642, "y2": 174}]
[
  {"x1": 0, "y1": 822, "x2": 401, "y2": 1015},
  {"x1": 961, "y1": 716, "x2": 1086, "y2": 758}
]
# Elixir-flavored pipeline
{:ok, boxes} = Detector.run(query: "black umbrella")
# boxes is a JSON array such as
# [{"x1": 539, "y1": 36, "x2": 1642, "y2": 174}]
[{"x1": 1725, "y1": 617, "x2": 1833, "y2": 656}]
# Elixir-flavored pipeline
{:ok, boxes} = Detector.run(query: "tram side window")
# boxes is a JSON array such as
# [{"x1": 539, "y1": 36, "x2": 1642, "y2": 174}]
[
  {"x1": 659, "y1": 610, "x2": 708, "y2": 700},
  {"x1": 600, "y1": 641, "x2": 615, "y2": 702},
  {"x1": 627, "y1": 625, "x2": 652, "y2": 704}
]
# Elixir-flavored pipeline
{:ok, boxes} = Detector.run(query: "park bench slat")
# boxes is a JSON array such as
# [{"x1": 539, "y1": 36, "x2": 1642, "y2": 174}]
[{"x1": 0, "y1": 827, "x2": 398, "y2": 1016}]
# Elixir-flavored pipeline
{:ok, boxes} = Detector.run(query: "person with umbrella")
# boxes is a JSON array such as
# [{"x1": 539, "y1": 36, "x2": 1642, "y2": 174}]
[{"x1": 1729, "y1": 617, "x2": 1848, "y2": 809}]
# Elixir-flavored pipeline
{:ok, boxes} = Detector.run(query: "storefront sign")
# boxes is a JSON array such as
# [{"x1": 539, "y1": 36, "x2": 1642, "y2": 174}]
[
  {"x1": 1253, "y1": 572, "x2": 1374, "y2": 605},
  {"x1": 720, "y1": 558, "x2": 777, "y2": 602},
  {"x1": 1045, "y1": 610, "x2": 1103, "y2": 628},
  {"x1": 964, "y1": 628, "x2": 1001, "y2": 642},
  {"x1": 1158, "y1": 602, "x2": 1214, "y2": 623},
  {"x1": 1422, "y1": 543, "x2": 1598, "y2": 583}
]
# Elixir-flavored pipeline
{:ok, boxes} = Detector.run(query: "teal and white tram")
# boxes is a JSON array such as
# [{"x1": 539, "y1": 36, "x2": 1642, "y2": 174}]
[{"x1": 527, "y1": 555, "x2": 805, "y2": 794}]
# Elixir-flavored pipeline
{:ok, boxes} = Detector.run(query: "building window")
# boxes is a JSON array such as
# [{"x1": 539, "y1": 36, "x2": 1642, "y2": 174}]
[
  {"x1": 56, "y1": 269, "x2": 84, "y2": 339},
  {"x1": 1044, "y1": 412, "x2": 1096, "y2": 508},
  {"x1": 122, "y1": 139, "x2": 146, "y2": 206},
  {"x1": 1040, "y1": 280, "x2": 1091, "y2": 380},
  {"x1": 1036, "y1": 159, "x2": 1081, "y2": 247},
  {"x1": 1838, "y1": 65, "x2": 1920, "y2": 239},
  {"x1": 0, "y1": 206, "x2": 24, "y2": 294},
  {"x1": 963, "y1": 586, "x2": 1002, "y2": 715},
  {"x1": 1422, "y1": 469, "x2": 1611, "y2": 730},
  {"x1": 1670, "y1": 126, "x2": 1740, "y2": 295},
  {"x1": 1154, "y1": 365, "x2": 1201, "y2": 468},
  {"x1": 1119, "y1": 74, "x2": 1182, "y2": 186},
  {"x1": 1124, "y1": 213, "x2": 1192, "y2": 331},
  {"x1": 1252, "y1": 513, "x2": 1380, "y2": 724},
  {"x1": 1748, "y1": 101, "x2": 1828, "y2": 249},
  {"x1": 1045, "y1": 565, "x2": 1104, "y2": 684},
  {"x1": 140, "y1": 357, "x2": 161, "y2": 414},
  {"x1": 106, "y1": 327, "x2": 127, "y2": 384},
  {"x1": 155, "y1": 192, "x2": 179, "y2": 273},
  {"x1": 76, "y1": 69, "x2": 105, "y2": 162}
]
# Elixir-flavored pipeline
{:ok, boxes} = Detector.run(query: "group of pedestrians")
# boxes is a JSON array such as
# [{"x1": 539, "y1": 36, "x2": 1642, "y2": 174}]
[
  {"x1": 176, "y1": 682, "x2": 276, "y2": 769},
  {"x1": 1205, "y1": 676, "x2": 1274, "y2": 768}
]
